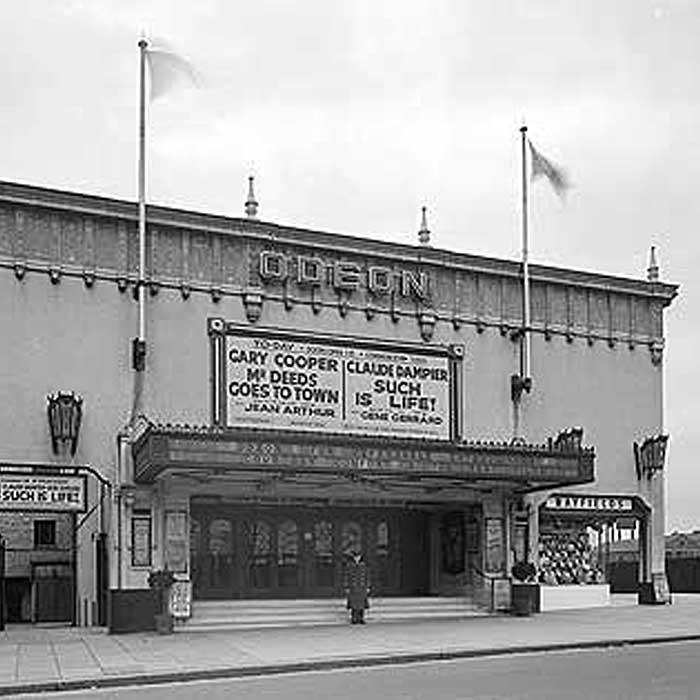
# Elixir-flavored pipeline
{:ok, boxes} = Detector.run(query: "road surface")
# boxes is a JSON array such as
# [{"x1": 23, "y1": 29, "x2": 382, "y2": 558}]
[{"x1": 13, "y1": 640, "x2": 700, "y2": 699}]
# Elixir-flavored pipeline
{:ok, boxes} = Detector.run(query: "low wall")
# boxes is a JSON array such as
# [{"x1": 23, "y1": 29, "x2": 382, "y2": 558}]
[
  {"x1": 540, "y1": 584, "x2": 611, "y2": 611},
  {"x1": 108, "y1": 589, "x2": 155, "y2": 633}
]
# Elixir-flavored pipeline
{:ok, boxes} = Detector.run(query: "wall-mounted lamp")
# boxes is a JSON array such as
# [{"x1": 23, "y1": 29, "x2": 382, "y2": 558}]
[
  {"x1": 46, "y1": 391, "x2": 83, "y2": 457},
  {"x1": 510, "y1": 374, "x2": 532, "y2": 403},
  {"x1": 634, "y1": 434, "x2": 669, "y2": 480}
]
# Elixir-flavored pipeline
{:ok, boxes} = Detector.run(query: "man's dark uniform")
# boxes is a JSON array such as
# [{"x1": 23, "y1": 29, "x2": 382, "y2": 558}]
[{"x1": 345, "y1": 553, "x2": 370, "y2": 624}]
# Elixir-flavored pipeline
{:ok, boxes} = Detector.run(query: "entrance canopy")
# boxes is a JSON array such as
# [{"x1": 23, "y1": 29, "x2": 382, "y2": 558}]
[{"x1": 132, "y1": 423, "x2": 595, "y2": 499}]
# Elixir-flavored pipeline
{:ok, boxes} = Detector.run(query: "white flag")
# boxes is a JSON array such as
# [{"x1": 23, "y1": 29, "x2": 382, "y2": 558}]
[
  {"x1": 529, "y1": 141, "x2": 570, "y2": 199},
  {"x1": 145, "y1": 41, "x2": 201, "y2": 101}
]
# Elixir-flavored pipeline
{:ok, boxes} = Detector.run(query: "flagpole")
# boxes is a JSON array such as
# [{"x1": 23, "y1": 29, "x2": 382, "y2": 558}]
[
  {"x1": 135, "y1": 37, "x2": 147, "y2": 376},
  {"x1": 520, "y1": 124, "x2": 532, "y2": 385}
]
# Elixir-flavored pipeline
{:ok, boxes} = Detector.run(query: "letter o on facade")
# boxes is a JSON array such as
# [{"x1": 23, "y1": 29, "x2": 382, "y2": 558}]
[
  {"x1": 259, "y1": 251, "x2": 288, "y2": 282},
  {"x1": 368, "y1": 266, "x2": 394, "y2": 295}
]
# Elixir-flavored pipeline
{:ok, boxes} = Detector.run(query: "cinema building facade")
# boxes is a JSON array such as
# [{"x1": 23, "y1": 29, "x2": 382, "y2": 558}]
[{"x1": 0, "y1": 180, "x2": 676, "y2": 629}]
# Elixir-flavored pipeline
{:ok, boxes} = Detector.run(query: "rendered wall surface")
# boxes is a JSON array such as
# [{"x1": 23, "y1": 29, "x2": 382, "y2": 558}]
[{"x1": 0, "y1": 182, "x2": 678, "y2": 617}]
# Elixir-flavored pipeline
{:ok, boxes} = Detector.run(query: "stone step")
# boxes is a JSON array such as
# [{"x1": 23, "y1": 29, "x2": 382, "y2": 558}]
[{"x1": 177, "y1": 596, "x2": 487, "y2": 632}]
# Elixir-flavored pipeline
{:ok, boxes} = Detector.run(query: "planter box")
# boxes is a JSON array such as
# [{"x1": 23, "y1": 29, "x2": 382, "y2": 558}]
[
  {"x1": 539, "y1": 584, "x2": 610, "y2": 612},
  {"x1": 155, "y1": 612, "x2": 174, "y2": 634},
  {"x1": 511, "y1": 583, "x2": 540, "y2": 616}
]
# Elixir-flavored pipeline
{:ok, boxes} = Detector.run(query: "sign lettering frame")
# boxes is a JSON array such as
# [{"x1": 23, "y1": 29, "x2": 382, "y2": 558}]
[
  {"x1": 542, "y1": 494, "x2": 635, "y2": 515},
  {"x1": 209, "y1": 320, "x2": 464, "y2": 442},
  {"x1": 0, "y1": 470, "x2": 87, "y2": 513}
]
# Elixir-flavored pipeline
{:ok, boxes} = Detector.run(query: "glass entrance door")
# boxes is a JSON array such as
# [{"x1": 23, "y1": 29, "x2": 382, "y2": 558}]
[
  {"x1": 190, "y1": 503, "x2": 422, "y2": 599},
  {"x1": 308, "y1": 519, "x2": 336, "y2": 594},
  {"x1": 192, "y1": 515, "x2": 238, "y2": 599}
]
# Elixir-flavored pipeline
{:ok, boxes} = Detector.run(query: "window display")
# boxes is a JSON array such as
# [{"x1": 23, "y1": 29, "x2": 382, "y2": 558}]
[{"x1": 538, "y1": 528, "x2": 604, "y2": 585}]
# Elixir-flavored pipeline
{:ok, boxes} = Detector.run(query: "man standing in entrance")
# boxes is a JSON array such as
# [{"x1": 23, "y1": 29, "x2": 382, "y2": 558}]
[{"x1": 345, "y1": 549, "x2": 370, "y2": 624}]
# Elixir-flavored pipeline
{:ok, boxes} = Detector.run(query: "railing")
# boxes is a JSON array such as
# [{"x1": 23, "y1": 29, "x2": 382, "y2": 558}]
[{"x1": 470, "y1": 566, "x2": 510, "y2": 613}]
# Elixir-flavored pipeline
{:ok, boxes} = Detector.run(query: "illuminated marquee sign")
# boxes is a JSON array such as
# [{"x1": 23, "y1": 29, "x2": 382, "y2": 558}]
[
  {"x1": 543, "y1": 494, "x2": 634, "y2": 513},
  {"x1": 0, "y1": 472, "x2": 87, "y2": 513},
  {"x1": 211, "y1": 323, "x2": 462, "y2": 441},
  {"x1": 258, "y1": 251, "x2": 430, "y2": 301}
]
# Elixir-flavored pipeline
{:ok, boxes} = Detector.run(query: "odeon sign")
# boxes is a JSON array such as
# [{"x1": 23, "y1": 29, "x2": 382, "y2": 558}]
[{"x1": 258, "y1": 250, "x2": 430, "y2": 301}]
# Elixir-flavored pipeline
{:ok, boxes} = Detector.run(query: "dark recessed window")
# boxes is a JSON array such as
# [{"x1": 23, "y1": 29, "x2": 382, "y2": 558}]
[{"x1": 34, "y1": 520, "x2": 56, "y2": 548}]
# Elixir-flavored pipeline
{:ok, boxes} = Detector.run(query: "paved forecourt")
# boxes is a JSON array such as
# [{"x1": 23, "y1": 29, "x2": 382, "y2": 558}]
[{"x1": 1, "y1": 595, "x2": 700, "y2": 696}]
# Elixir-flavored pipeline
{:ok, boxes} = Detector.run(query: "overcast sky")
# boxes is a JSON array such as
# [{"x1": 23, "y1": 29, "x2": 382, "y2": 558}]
[{"x1": 1, "y1": 1, "x2": 697, "y2": 531}]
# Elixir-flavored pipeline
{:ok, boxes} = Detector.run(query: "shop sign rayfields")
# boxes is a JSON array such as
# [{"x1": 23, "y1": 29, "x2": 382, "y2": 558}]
[
  {"x1": 0, "y1": 472, "x2": 87, "y2": 513},
  {"x1": 543, "y1": 495, "x2": 633, "y2": 513},
  {"x1": 211, "y1": 324, "x2": 461, "y2": 441}
]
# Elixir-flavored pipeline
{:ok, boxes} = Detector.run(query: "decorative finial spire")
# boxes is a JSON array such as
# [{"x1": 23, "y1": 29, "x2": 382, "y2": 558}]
[
  {"x1": 418, "y1": 206, "x2": 430, "y2": 246},
  {"x1": 245, "y1": 175, "x2": 258, "y2": 219},
  {"x1": 647, "y1": 245, "x2": 659, "y2": 282}
]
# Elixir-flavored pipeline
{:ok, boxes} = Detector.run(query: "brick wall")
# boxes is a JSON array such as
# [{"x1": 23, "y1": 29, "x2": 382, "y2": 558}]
[{"x1": 0, "y1": 511, "x2": 74, "y2": 577}]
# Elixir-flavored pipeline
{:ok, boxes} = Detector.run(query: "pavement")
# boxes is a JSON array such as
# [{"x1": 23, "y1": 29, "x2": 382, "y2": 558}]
[{"x1": 1, "y1": 594, "x2": 700, "y2": 696}]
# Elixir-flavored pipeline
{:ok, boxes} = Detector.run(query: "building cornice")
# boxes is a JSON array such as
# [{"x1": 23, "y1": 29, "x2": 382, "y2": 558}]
[{"x1": 0, "y1": 179, "x2": 678, "y2": 304}]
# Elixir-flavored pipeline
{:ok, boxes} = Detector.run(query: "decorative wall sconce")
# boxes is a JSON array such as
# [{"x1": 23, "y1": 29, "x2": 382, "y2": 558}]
[
  {"x1": 634, "y1": 434, "x2": 669, "y2": 480},
  {"x1": 120, "y1": 485, "x2": 136, "y2": 508},
  {"x1": 648, "y1": 339, "x2": 664, "y2": 367},
  {"x1": 418, "y1": 310, "x2": 436, "y2": 341},
  {"x1": 551, "y1": 427, "x2": 584, "y2": 453},
  {"x1": 47, "y1": 392, "x2": 83, "y2": 457},
  {"x1": 243, "y1": 289, "x2": 264, "y2": 323}
]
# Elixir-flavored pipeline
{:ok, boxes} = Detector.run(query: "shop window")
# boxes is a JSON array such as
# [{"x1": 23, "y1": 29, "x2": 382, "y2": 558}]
[
  {"x1": 34, "y1": 520, "x2": 56, "y2": 548},
  {"x1": 538, "y1": 526, "x2": 605, "y2": 585},
  {"x1": 131, "y1": 511, "x2": 152, "y2": 567}
]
